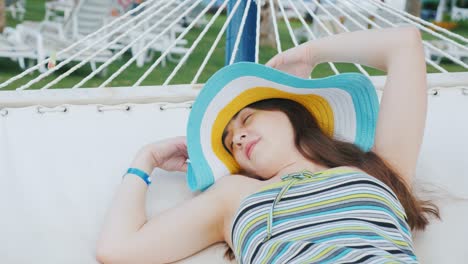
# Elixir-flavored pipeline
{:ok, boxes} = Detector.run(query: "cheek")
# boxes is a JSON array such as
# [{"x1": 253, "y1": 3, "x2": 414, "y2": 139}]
[
  {"x1": 260, "y1": 117, "x2": 294, "y2": 142},
  {"x1": 233, "y1": 148, "x2": 249, "y2": 164},
  {"x1": 263, "y1": 121, "x2": 296, "y2": 155}
]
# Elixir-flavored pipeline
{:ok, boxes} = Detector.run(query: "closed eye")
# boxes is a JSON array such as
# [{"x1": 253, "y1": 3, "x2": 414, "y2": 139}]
[
  {"x1": 229, "y1": 114, "x2": 252, "y2": 150},
  {"x1": 243, "y1": 114, "x2": 252, "y2": 124}
]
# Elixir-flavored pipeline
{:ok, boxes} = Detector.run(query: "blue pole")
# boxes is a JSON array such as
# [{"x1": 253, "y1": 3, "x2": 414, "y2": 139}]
[{"x1": 225, "y1": 0, "x2": 258, "y2": 65}]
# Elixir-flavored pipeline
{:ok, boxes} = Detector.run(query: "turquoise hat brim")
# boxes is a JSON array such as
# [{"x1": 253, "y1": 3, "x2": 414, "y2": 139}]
[{"x1": 186, "y1": 62, "x2": 379, "y2": 192}]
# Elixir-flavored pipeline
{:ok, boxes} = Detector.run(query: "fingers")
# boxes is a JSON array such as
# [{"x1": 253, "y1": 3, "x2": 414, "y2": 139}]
[
  {"x1": 265, "y1": 59, "x2": 274, "y2": 68},
  {"x1": 180, "y1": 162, "x2": 188, "y2": 172},
  {"x1": 265, "y1": 56, "x2": 277, "y2": 68}
]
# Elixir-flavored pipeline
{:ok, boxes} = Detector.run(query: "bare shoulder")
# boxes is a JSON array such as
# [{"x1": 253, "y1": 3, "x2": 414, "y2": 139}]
[
  {"x1": 211, "y1": 174, "x2": 261, "y2": 198},
  {"x1": 212, "y1": 175, "x2": 263, "y2": 247},
  {"x1": 215, "y1": 174, "x2": 259, "y2": 186}
]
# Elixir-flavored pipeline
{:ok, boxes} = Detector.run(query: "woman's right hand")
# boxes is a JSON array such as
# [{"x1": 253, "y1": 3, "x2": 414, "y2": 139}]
[
  {"x1": 135, "y1": 136, "x2": 188, "y2": 173},
  {"x1": 265, "y1": 42, "x2": 318, "y2": 79}
]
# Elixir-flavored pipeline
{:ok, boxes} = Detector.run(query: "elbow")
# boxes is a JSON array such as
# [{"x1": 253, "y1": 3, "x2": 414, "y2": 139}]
[
  {"x1": 96, "y1": 244, "x2": 115, "y2": 264},
  {"x1": 96, "y1": 242, "x2": 126, "y2": 264},
  {"x1": 96, "y1": 243, "x2": 164, "y2": 264},
  {"x1": 388, "y1": 26, "x2": 424, "y2": 68},
  {"x1": 402, "y1": 26, "x2": 422, "y2": 46}
]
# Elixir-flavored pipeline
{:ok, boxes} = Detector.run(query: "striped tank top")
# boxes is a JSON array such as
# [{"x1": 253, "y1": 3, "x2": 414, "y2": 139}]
[{"x1": 230, "y1": 167, "x2": 417, "y2": 264}]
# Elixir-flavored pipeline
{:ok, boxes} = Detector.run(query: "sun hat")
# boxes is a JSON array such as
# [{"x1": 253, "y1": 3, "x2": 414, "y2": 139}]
[{"x1": 186, "y1": 62, "x2": 379, "y2": 192}]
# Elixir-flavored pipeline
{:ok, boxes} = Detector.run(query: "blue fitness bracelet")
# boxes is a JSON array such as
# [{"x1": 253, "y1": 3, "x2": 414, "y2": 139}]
[{"x1": 124, "y1": 168, "x2": 152, "y2": 186}]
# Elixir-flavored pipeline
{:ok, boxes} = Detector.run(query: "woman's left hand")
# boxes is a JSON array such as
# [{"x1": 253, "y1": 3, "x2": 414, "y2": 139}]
[{"x1": 265, "y1": 42, "x2": 317, "y2": 79}]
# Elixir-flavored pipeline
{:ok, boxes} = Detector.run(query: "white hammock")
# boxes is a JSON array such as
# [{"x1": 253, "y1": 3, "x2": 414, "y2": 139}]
[{"x1": 0, "y1": 0, "x2": 467, "y2": 263}]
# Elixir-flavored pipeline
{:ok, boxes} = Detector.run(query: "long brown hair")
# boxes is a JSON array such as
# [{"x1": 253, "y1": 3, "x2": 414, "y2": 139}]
[{"x1": 224, "y1": 98, "x2": 440, "y2": 261}]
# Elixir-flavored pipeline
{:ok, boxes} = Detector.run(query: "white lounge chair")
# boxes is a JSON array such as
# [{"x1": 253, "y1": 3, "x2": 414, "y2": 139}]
[
  {"x1": 307, "y1": 0, "x2": 407, "y2": 39},
  {"x1": 0, "y1": 25, "x2": 45, "y2": 71},
  {"x1": 425, "y1": 39, "x2": 468, "y2": 65},
  {"x1": 44, "y1": 0, "x2": 76, "y2": 23},
  {"x1": 116, "y1": 0, "x2": 191, "y2": 67},
  {"x1": 452, "y1": 4, "x2": 468, "y2": 21},
  {"x1": 11, "y1": 0, "x2": 116, "y2": 73},
  {"x1": 37, "y1": 20, "x2": 115, "y2": 72},
  {"x1": 6, "y1": 0, "x2": 26, "y2": 21},
  {"x1": 435, "y1": 0, "x2": 468, "y2": 21}
]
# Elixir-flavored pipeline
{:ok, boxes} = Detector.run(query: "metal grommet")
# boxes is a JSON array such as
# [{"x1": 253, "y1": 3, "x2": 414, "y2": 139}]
[
  {"x1": 462, "y1": 88, "x2": 468, "y2": 96},
  {"x1": 37, "y1": 106, "x2": 44, "y2": 114},
  {"x1": 37, "y1": 106, "x2": 68, "y2": 114},
  {"x1": 97, "y1": 104, "x2": 131, "y2": 112},
  {"x1": 429, "y1": 89, "x2": 439, "y2": 96},
  {"x1": 157, "y1": 102, "x2": 192, "y2": 111},
  {"x1": 0, "y1": 109, "x2": 8, "y2": 117}
]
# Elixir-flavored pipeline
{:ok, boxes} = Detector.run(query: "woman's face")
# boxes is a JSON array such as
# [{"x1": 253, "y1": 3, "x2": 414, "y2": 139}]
[{"x1": 222, "y1": 107, "x2": 303, "y2": 179}]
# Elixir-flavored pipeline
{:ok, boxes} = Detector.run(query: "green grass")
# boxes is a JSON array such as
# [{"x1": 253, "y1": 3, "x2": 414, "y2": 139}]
[{"x1": 1, "y1": 1, "x2": 467, "y2": 90}]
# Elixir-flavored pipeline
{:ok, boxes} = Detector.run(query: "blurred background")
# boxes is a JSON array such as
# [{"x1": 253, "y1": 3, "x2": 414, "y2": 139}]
[{"x1": 0, "y1": 0, "x2": 467, "y2": 90}]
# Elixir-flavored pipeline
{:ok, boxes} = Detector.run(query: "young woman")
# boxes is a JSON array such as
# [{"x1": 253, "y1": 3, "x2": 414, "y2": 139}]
[{"x1": 96, "y1": 27, "x2": 439, "y2": 263}]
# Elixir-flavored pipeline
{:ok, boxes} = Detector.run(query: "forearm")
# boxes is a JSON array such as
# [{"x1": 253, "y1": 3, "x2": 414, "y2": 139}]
[
  {"x1": 309, "y1": 27, "x2": 422, "y2": 72},
  {"x1": 97, "y1": 152, "x2": 155, "y2": 250}
]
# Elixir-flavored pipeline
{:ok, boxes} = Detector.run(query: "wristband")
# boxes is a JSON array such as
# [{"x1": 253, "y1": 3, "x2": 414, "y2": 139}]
[{"x1": 124, "y1": 168, "x2": 152, "y2": 186}]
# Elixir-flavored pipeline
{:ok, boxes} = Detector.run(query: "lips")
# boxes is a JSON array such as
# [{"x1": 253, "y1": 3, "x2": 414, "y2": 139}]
[{"x1": 245, "y1": 138, "x2": 260, "y2": 160}]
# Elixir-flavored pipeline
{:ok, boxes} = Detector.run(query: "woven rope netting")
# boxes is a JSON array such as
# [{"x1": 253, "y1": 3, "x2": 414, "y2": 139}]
[{"x1": 0, "y1": 0, "x2": 466, "y2": 112}]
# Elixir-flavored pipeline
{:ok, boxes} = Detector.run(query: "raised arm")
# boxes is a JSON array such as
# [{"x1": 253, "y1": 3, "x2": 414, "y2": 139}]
[
  {"x1": 96, "y1": 137, "x2": 227, "y2": 264},
  {"x1": 267, "y1": 27, "x2": 427, "y2": 184}
]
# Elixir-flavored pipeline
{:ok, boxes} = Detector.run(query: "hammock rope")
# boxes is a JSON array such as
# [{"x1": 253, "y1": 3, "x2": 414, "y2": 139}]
[
  {"x1": 132, "y1": 0, "x2": 222, "y2": 87},
  {"x1": 74, "y1": 0, "x2": 199, "y2": 89},
  {"x1": 309, "y1": 0, "x2": 371, "y2": 76},
  {"x1": 342, "y1": 0, "x2": 448, "y2": 72},
  {"x1": 0, "y1": 0, "x2": 466, "y2": 96},
  {"x1": 269, "y1": 0, "x2": 283, "y2": 53},
  {"x1": 100, "y1": 0, "x2": 214, "y2": 88},
  {"x1": 191, "y1": 0, "x2": 244, "y2": 85},
  {"x1": 0, "y1": 0, "x2": 157, "y2": 90},
  {"x1": 349, "y1": 0, "x2": 467, "y2": 69},
  {"x1": 284, "y1": 0, "x2": 339, "y2": 74}
]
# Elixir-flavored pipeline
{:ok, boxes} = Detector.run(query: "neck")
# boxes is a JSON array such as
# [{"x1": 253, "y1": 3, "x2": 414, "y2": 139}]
[{"x1": 269, "y1": 159, "x2": 330, "y2": 182}]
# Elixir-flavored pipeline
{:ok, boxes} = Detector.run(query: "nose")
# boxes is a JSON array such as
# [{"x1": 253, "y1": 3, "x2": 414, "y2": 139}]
[{"x1": 232, "y1": 131, "x2": 247, "y2": 147}]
